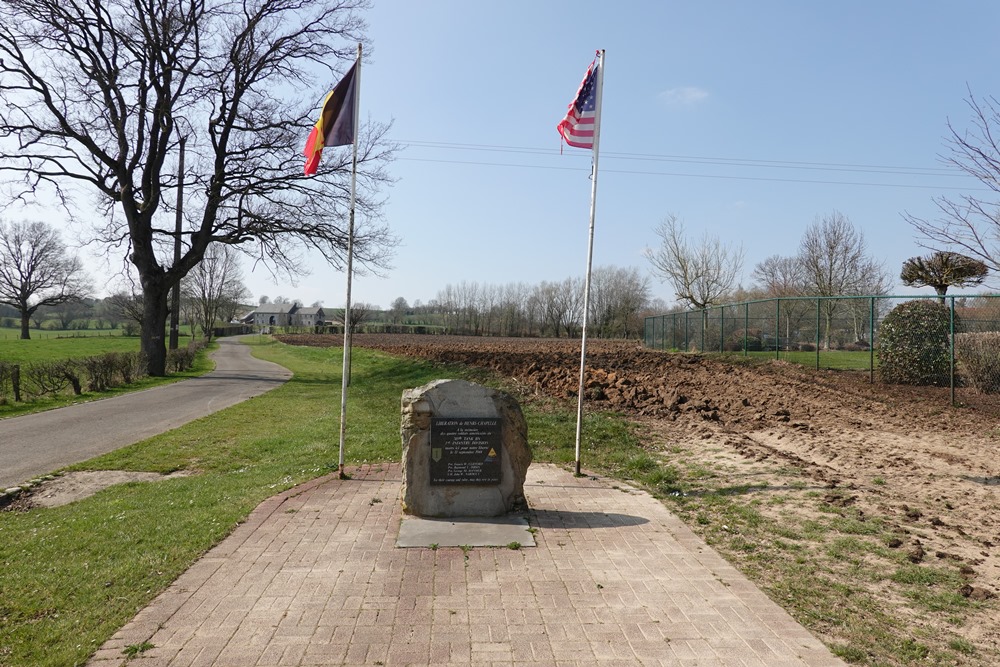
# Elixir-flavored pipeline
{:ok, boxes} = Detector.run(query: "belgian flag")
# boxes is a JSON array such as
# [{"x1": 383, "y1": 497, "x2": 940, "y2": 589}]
[{"x1": 303, "y1": 62, "x2": 358, "y2": 175}]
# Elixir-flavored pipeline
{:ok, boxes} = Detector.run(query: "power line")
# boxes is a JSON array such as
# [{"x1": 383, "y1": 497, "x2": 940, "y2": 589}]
[
  {"x1": 396, "y1": 156, "x2": 983, "y2": 191},
  {"x1": 399, "y1": 139, "x2": 963, "y2": 178}
]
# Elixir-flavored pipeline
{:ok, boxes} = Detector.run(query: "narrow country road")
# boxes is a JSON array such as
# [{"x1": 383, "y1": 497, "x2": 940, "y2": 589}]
[{"x1": 0, "y1": 336, "x2": 291, "y2": 489}]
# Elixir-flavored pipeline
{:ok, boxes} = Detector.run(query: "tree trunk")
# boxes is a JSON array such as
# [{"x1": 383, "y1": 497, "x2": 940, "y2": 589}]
[
  {"x1": 141, "y1": 282, "x2": 170, "y2": 376},
  {"x1": 19, "y1": 310, "x2": 30, "y2": 340}
]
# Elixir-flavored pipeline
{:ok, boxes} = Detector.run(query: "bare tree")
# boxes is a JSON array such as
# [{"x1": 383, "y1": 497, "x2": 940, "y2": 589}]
[
  {"x1": 333, "y1": 301, "x2": 373, "y2": 332},
  {"x1": 798, "y1": 211, "x2": 889, "y2": 348},
  {"x1": 900, "y1": 251, "x2": 988, "y2": 303},
  {"x1": 644, "y1": 215, "x2": 744, "y2": 310},
  {"x1": 182, "y1": 244, "x2": 250, "y2": 341},
  {"x1": 904, "y1": 91, "x2": 1000, "y2": 273},
  {"x1": 105, "y1": 291, "x2": 145, "y2": 336},
  {"x1": 589, "y1": 266, "x2": 651, "y2": 338},
  {"x1": 0, "y1": 219, "x2": 91, "y2": 339},
  {"x1": 0, "y1": 0, "x2": 396, "y2": 375}
]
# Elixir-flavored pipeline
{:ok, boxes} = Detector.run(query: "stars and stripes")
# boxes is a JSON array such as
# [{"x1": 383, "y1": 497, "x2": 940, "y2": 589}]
[{"x1": 557, "y1": 58, "x2": 599, "y2": 150}]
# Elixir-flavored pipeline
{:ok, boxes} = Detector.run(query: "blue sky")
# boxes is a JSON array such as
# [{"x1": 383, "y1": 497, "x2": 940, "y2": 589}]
[{"x1": 73, "y1": 1, "x2": 1000, "y2": 309}]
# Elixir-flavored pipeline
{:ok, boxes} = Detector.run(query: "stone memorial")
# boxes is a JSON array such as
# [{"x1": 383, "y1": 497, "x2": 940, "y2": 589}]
[{"x1": 400, "y1": 379, "x2": 531, "y2": 517}]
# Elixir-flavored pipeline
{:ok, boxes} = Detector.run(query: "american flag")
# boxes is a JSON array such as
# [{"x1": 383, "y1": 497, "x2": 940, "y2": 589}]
[{"x1": 557, "y1": 58, "x2": 599, "y2": 150}]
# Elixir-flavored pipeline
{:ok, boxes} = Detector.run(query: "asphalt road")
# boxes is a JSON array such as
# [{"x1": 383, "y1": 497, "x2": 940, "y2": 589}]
[{"x1": 0, "y1": 336, "x2": 291, "y2": 489}]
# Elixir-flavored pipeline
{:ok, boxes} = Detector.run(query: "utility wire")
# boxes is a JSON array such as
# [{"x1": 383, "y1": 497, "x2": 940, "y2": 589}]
[
  {"x1": 396, "y1": 156, "x2": 982, "y2": 191},
  {"x1": 399, "y1": 139, "x2": 962, "y2": 177}
]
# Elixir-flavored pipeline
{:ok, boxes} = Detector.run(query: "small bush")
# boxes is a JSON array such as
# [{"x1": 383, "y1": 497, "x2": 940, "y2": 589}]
[
  {"x1": 843, "y1": 340, "x2": 871, "y2": 352},
  {"x1": 955, "y1": 332, "x2": 1000, "y2": 393},
  {"x1": 796, "y1": 342, "x2": 816, "y2": 352},
  {"x1": 83, "y1": 355, "x2": 116, "y2": 392},
  {"x1": 24, "y1": 360, "x2": 73, "y2": 397},
  {"x1": 878, "y1": 300, "x2": 953, "y2": 386},
  {"x1": 724, "y1": 328, "x2": 763, "y2": 352}
]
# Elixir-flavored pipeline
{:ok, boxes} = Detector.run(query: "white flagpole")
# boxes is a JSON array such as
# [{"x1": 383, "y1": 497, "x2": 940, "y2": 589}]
[
  {"x1": 338, "y1": 42, "x2": 362, "y2": 479},
  {"x1": 574, "y1": 49, "x2": 605, "y2": 477}
]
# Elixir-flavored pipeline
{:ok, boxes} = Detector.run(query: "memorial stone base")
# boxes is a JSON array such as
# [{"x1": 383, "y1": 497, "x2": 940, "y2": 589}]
[{"x1": 400, "y1": 379, "x2": 531, "y2": 517}]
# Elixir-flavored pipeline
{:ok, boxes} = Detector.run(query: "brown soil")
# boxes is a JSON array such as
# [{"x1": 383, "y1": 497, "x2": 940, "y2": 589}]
[{"x1": 280, "y1": 333, "x2": 1000, "y2": 661}]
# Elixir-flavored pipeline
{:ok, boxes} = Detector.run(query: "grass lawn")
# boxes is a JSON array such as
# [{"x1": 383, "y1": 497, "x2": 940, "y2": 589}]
[
  {"x1": 0, "y1": 326, "x2": 129, "y2": 341},
  {"x1": 722, "y1": 349, "x2": 875, "y2": 371},
  {"x1": 0, "y1": 338, "x2": 982, "y2": 666},
  {"x1": 0, "y1": 338, "x2": 639, "y2": 667},
  {"x1": 0, "y1": 334, "x2": 141, "y2": 365}
]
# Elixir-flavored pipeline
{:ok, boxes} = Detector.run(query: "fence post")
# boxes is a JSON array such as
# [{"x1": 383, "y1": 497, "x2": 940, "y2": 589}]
[
  {"x1": 869, "y1": 297, "x2": 875, "y2": 384},
  {"x1": 815, "y1": 298, "x2": 821, "y2": 370},
  {"x1": 720, "y1": 306, "x2": 725, "y2": 353},
  {"x1": 950, "y1": 296, "x2": 956, "y2": 407},
  {"x1": 744, "y1": 302, "x2": 749, "y2": 356},
  {"x1": 12, "y1": 364, "x2": 20, "y2": 402},
  {"x1": 775, "y1": 298, "x2": 780, "y2": 360},
  {"x1": 701, "y1": 310, "x2": 706, "y2": 353},
  {"x1": 684, "y1": 311, "x2": 689, "y2": 351}
]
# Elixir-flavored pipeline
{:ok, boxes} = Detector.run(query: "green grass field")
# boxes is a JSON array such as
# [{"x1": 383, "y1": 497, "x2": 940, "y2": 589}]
[
  {"x1": 0, "y1": 338, "x2": 643, "y2": 666},
  {"x1": 0, "y1": 334, "x2": 140, "y2": 364},
  {"x1": 0, "y1": 338, "x2": 985, "y2": 667},
  {"x1": 0, "y1": 325, "x2": 127, "y2": 341},
  {"x1": 712, "y1": 349, "x2": 876, "y2": 371}
]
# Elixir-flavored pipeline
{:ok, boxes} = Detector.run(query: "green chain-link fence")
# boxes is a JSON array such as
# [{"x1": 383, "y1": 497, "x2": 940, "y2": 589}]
[{"x1": 644, "y1": 294, "x2": 1000, "y2": 408}]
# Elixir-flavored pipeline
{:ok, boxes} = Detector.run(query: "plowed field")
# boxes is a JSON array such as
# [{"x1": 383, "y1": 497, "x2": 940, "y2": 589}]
[{"x1": 278, "y1": 333, "x2": 1000, "y2": 664}]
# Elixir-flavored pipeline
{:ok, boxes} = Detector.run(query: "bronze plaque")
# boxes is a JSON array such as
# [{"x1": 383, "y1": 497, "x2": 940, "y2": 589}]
[{"x1": 429, "y1": 418, "x2": 502, "y2": 485}]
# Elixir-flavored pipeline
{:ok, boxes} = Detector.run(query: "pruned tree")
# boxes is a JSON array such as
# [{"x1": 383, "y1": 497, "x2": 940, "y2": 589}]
[
  {"x1": 0, "y1": 219, "x2": 91, "y2": 339},
  {"x1": 644, "y1": 215, "x2": 745, "y2": 311},
  {"x1": 904, "y1": 91, "x2": 1000, "y2": 273},
  {"x1": 0, "y1": 0, "x2": 396, "y2": 375},
  {"x1": 182, "y1": 244, "x2": 250, "y2": 341},
  {"x1": 900, "y1": 251, "x2": 988, "y2": 303},
  {"x1": 798, "y1": 211, "x2": 890, "y2": 348}
]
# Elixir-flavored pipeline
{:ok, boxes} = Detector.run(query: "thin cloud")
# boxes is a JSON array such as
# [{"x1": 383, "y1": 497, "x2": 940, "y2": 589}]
[{"x1": 658, "y1": 86, "x2": 709, "y2": 108}]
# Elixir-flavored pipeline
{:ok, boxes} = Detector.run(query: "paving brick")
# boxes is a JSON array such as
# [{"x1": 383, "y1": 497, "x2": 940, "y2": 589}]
[{"x1": 86, "y1": 463, "x2": 844, "y2": 666}]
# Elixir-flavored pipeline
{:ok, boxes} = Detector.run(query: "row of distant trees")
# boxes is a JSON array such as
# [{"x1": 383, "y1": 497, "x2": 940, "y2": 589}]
[
  {"x1": 0, "y1": 219, "x2": 251, "y2": 340},
  {"x1": 383, "y1": 267, "x2": 658, "y2": 339}
]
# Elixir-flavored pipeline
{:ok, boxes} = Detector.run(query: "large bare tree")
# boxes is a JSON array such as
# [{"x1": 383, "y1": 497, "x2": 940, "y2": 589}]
[
  {"x1": 0, "y1": 0, "x2": 396, "y2": 374},
  {"x1": 0, "y1": 219, "x2": 91, "y2": 338},
  {"x1": 798, "y1": 211, "x2": 890, "y2": 348},
  {"x1": 904, "y1": 91, "x2": 1000, "y2": 273},
  {"x1": 644, "y1": 214, "x2": 745, "y2": 310}
]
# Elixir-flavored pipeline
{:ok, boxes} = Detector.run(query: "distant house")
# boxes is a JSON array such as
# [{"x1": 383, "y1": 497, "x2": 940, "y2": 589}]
[
  {"x1": 245, "y1": 303, "x2": 326, "y2": 328},
  {"x1": 249, "y1": 303, "x2": 297, "y2": 327},
  {"x1": 293, "y1": 307, "x2": 325, "y2": 327}
]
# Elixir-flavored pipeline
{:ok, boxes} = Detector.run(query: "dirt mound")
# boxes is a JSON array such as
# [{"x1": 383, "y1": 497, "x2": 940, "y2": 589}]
[{"x1": 279, "y1": 333, "x2": 1000, "y2": 597}]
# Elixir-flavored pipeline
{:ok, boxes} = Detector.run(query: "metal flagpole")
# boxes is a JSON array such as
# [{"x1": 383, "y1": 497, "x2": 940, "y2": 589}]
[
  {"x1": 574, "y1": 49, "x2": 605, "y2": 477},
  {"x1": 338, "y1": 42, "x2": 362, "y2": 479}
]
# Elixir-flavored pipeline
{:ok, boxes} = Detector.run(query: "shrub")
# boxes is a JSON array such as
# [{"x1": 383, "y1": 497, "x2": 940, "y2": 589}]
[
  {"x1": 955, "y1": 332, "x2": 1000, "y2": 393},
  {"x1": 878, "y1": 300, "x2": 954, "y2": 386},
  {"x1": 796, "y1": 342, "x2": 816, "y2": 352},
  {"x1": 82, "y1": 354, "x2": 117, "y2": 392},
  {"x1": 724, "y1": 328, "x2": 763, "y2": 352},
  {"x1": 23, "y1": 360, "x2": 72, "y2": 397}
]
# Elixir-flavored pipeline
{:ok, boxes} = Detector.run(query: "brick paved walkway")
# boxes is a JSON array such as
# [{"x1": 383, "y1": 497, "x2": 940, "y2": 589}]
[{"x1": 88, "y1": 463, "x2": 844, "y2": 666}]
